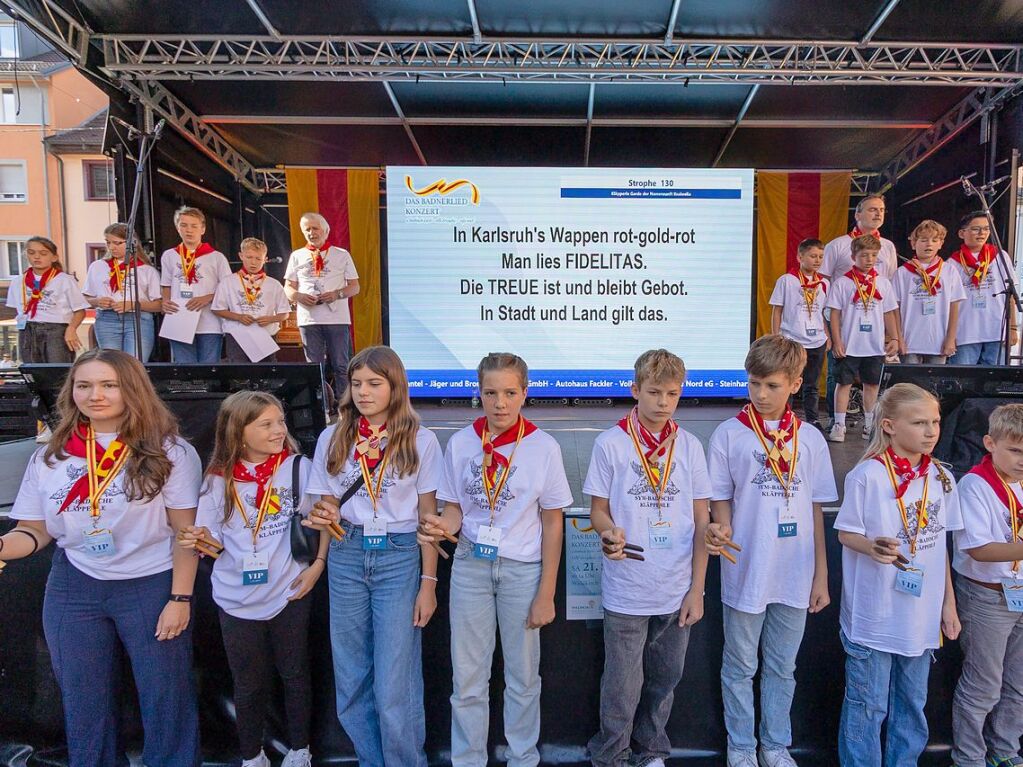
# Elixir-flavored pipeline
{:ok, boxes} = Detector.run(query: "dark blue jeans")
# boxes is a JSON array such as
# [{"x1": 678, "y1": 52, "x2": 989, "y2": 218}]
[
  {"x1": 299, "y1": 323, "x2": 352, "y2": 396},
  {"x1": 42, "y1": 550, "x2": 200, "y2": 767}
]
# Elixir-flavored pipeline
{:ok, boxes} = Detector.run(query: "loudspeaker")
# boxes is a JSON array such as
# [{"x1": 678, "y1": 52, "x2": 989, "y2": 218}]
[
  {"x1": 880, "y1": 364, "x2": 1023, "y2": 474},
  {"x1": 18, "y1": 363, "x2": 328, "y2": 462}
]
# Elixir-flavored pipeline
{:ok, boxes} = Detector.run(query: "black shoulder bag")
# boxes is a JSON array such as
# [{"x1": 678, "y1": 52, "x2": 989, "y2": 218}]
[{"x1": 289, "y1": 456, "x2": 369, "y2": 564}]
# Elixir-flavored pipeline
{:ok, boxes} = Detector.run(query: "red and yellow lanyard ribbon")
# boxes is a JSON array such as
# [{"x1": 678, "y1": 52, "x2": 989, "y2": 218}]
[
  {"x1": 626, "y1": 413, "x2": 676, "y2": 512},
  {"x1": 238, "y1": 271, "x2": 264, "y2": 305},
  {"x1": 22, "y1": 267, "x2": 57, "y2": 317},
  {"x1": 232, "y1": 453, "x2": 286, "y2": 550},
  {"x1": 743, "y1": 405, "x2": 799, "y2": 499},
  {"x1": 797, "y1": 272, "x2": 822, "y2": 317},
  {"x1": 357, "y1": 444, "x2": 389, "y2": 514},
  {"x1": 480, "y1": 417, "x2": 525, "y2": 520},
  {"x1": 850, "y1": 271, "x2": 876, "y2": 314},
  {"x1": 882, "y1": 452, "x2": 930, "y2": 559},
  {"x1": 177, "y1": 245, "x2": 200, "y2": 285},
  {"x1": 85, "y1": 426, "x2": 130, "y2": 520},
  {"x1": 912, "y1": 259, "x2": 944, "y2": 296},
  {"x1": 997, "y1": 474, "x2": 1023, "y2": 574}
]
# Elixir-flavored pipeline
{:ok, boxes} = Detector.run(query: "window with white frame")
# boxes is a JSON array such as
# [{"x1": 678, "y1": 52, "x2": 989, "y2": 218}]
[
  {"x1": 1, "y1": 239, "x2": 27, "y2": 279},
  {"x1": 0, "y1": 87, "x2": 16, "y2": 124},
  {"x1": 0, "y1": 161, "x2": 27, "y2": 202},
  {"x1": 0, "y1": 22, "x2": 17, "y2": 59}
]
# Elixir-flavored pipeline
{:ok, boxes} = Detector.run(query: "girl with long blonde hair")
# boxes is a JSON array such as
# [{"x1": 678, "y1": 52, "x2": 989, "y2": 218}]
[
  {"x1": 834, "y1": 383, "x2": 962, "y2": 765},
  {"x1": 3, "y1": 348, "x2": 203, "y2": 766},
  {"x1": 303, "y1": 345, "x2": 442, "y2": 766},
  {"x1": 179, "y1": 390, "x2": 325, "y2": 767}
]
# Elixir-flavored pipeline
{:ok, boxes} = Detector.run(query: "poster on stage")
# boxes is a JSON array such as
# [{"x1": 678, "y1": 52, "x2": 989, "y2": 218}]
[
  {"x1": 564, "y1": 512, "x2": 604, "y2": 620},
  {"x1": 386, "y1": 166, "x2": 755, "y2": 398}
]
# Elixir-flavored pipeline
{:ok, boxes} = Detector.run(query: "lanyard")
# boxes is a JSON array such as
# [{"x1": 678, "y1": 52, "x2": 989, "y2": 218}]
[
  {"x1": 22, "y1": 268, "x2": 56, "y2": 311},
  {"x1": 997, "y1": 474, "x2": 1023, "y2": 574},
  {"x1": 358, "y1": 447, "x2": 390, "y2": 515},
  {"x1": 851, "y1": 271, "x2": 875, "y2": 314},
  {"x1": 882, "y1": 452, "x2": 930, "y2": 559},
  {"x1": 745, "y1": 407, "x2": 799, "y2": 500},
  {"x1": 626, "y1": 414, "x2": 676, "y2": 515},
  {"x1": 85, "y1": 426, "x2": 130, "y2": 521},
  {"x1": 797, "y1": 272, "x2": 820, "y2": 317},
  {"x1": 480, "y1": 417, "x2": 525, "y2": 522},
  {"x1": 232, "y1": 454, "x2": 285, "y2": 551},
  {"x1": 238, "y1": 272, "x2": 263, "y2": 304},
  {"x1": 913, "y1": 259, "x2": 943, "y2": 295},
  {"x1": 178, "y1": 246, "x2": 199, "y2": 284}
]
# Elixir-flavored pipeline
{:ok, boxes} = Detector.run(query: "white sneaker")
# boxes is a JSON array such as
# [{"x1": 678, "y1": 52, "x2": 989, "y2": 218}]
[
  {"x1": 728, "y1": 750, "x2": 759, "y2": 767},
  {"x1": 759, "y1": 746, "x2": 798, "y2": 767},
  {"x1": 241, "y1": 751, "x2": 270, "y2": 767},
  {"x1": 281, "y1": 747, "x2": 312, "y2": 767},
  {"x1": 827, "y1": 423, "x2": 846, "y2": 443},
  {"x1": 862, "y1": 422, "x2": 872, "y2": 440}
]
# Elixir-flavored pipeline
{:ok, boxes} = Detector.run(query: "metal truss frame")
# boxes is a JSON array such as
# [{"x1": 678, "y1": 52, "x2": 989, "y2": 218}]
[{"x1": 98, "y1": 35, "x2": 1023, "y2": 86}]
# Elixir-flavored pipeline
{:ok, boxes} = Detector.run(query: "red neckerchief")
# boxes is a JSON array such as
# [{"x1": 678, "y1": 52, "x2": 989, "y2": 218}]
[
  {"x1": 874, "y1": 447, "x2": 931, "y2": 500},
  {"x1": 239, "y1": 269, "x2": 266, "y2": 304},
  {"x1": 737, "y1": 404, "x2": 798, "y2": 473},
  {"x1": 845, "y1": 267, "x2": 882, "y2": 304},
  {"x1": 902, "y1": 258, "x2": 944, "y2": 296},
  {"x1": 23, "y1": 268, "x2": 58, "y2": 318},
  {"x1": 851, "y1": 227, "x2": 881, "y2": 239},
  {"x1": 354, "y1": 416, "x2": 387, "y2": 470},
  {"x1": 788, "y1": 268, "x2": 827, "y2": 294},
  {"x1": 108, "y1": 259, "x2": 145, "y2": 293},
  {"x1": 968, "y1": 454, "x2": 1023, "y2": 527},
  {"x1": 306, "y1": 241, "x2": 332, "y2": 277},
  {"x1": 617, "y1": 406, "x2": 678, "y2": 464},
  {"x1": 473, "y1": 415, "x2": 537, "y2": 486},
  {"x1": 952, "y1": 243, "x2": 997, "y2": 288},
  {"x1": 175, "y1": 242, "x2": 215, "y2": 284},
  {"x1": 232, "y1": 449, "x2": 289, "y2": 511},
  {"x1": 57, "y1": 423, "x2": 129, "y2": 514}
]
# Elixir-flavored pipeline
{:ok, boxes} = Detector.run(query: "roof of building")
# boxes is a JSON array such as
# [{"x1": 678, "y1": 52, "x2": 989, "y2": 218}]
[{"x1": 44, "y1": 108, "x2": 107, "y2": 153}]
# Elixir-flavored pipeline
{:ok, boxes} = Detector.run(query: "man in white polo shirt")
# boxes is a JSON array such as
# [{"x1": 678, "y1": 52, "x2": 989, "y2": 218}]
[{"x1": 284, "y1": 212, "x2": 360, "y2": 395}]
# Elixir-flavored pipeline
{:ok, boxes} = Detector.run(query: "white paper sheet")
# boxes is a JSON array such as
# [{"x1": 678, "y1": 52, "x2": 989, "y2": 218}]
[
  {"x1": 227, "y1": 323, "x2": 280, "y2": 362},
  {"x1": 157, "y1": 307, "x2": 201, "y2": 343}
]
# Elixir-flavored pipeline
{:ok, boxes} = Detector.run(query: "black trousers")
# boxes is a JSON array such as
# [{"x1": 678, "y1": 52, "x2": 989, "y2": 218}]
[
  {"x1": 219, "y1": 597, "x2": 312, "y2": 759},
  {"x1": 799, "y1": 343, "x2": 827, "y2": 424}
]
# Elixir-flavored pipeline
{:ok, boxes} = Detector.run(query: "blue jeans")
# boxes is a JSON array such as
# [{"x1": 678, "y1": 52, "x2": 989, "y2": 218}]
[
  {"x1": 327, "y1": 524, "x2": 426, "y2": 767},
  {"x1": 721, "y1": 603, "x2": 807, "y2": 754},
  {"x1": 94, "y1": 309, "x2": 155, "y2": 362},
  {"x1": 42, "y1": 549, "x2": 200, "y2": 767},
  {"x1": 449, "y1": 538, "x2": 543, "y2": 767},
  {"x1": 838, "y1": 631, "x2": 933, "y2": 767},
  {"x1": 169, "y1": 333, "x2": 223, "y2": 363},
  {"x1": 299, "y1": 323, "x2": 351, "y2": 395},
  {"x1": 950, "y1": 341, "x2": 1004, "y2": 365}
]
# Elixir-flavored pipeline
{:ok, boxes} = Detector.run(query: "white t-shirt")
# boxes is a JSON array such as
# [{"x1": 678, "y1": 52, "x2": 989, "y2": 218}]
[
  {"x1": 11, "y1": 436, "x2": 203, "y2": 580},
  {"x1": 822, "y1": 234, "x2": 899, "y2": 281},
  {"x1": 5, "y1": 270, "x2": 89, "y2": 324},
  {"x1": 953, "y1": 472, "x2": 1023, "y2": 584},
  {"x1": 438, "y1": 423, "x2": 574, "y2": 563},
  {"x1": 159, "y1": 246, "x2": 232, "y2": 334},
  {"x1": 835, "y1": 458, "x2": 962, "y2": 656},
  {"x1": 284, "y1": 245, "x2": 359, "y2": 326},
  {"x1": 825, "y1": 273, "x2": 898, "y2": 357},
  {"x1": 947, "y1": 254, "x2": 1016, "y2": 345},
  {"x1": 708, "y1": 417, "x2": 838, "y2": 613},
  {"x1": 306, "y1": 424, "x2": 442, "y2": 532},
  {"x1": 769, "y1": 273, "x2": 829, "y2": 349},
  {"x1": 196, "y1": 454, "x2": 312, "y2": 620},
  {"x1": 211, "y1": 272, "x2": 292, "y2": 337},
  {"x1": 893, "y1": 261, "x2": 967, "y2": 355},
  {"x1": 82, "y1": 259, "x2": 162, "y2": 310},
  {"x1": 583, "y1": 424, "x2": 711, "y2": 616}
]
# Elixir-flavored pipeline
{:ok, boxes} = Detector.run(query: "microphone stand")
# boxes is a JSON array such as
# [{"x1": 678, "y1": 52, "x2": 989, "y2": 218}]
[
  {"x1": 119, "y1": 117, "x2": 164, "y2": 361},
  {"x1": 961, "y1": 175, "x2": 1020, "y2": 365}
]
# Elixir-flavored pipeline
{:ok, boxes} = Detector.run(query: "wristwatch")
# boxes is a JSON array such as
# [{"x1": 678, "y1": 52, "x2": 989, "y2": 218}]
[{"x1": 168, "y1": 594, "x2": 193, "y2": 603}]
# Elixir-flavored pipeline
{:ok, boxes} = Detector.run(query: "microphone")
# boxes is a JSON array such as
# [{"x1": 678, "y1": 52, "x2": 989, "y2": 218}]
[
  {"x1": 961, "y1": 176, "x2": 974, "y2": 197},
  {"x1": 152, "y1": 118, "x2": 166, "y2": 140}
]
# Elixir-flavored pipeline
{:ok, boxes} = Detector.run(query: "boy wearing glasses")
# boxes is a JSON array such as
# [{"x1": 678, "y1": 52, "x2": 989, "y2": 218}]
[{"x1": 948, "y1": 212, "x2": 1019, "y2": 365}]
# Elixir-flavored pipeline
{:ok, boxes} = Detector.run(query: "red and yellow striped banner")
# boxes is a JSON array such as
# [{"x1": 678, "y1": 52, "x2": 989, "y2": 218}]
[
  {"x1": 756, "y1": 171, "x2": 851, "y2": 339},
  {"x1": 285, "y1": 168, "x2": 382, "y2": 350}
]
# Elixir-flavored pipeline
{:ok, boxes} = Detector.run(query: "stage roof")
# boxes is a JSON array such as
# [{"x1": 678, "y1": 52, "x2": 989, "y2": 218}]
[{"x1": 7, "y1": 0, "x2": 1023, "y2": 195}]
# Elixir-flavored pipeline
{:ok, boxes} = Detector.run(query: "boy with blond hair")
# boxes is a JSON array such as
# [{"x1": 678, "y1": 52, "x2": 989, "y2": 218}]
[
  {"x1": 160, "y1": 205, "x2": 232, "y2": 363},
  {"x1": 952, "y1": 403, "x2": 1023, "y2": 767},
  {"x1": 825, "y1": 234, "x2": 900, "y2": 442},
  {"x1": 769, "y1": 238, "x2": 829, "y2": 428},
  {"x1": 586, "y1": 349, "x2": 711, "y2": 767},
  {"x1": 706, "y1": 335, "x2": 837, "y2": 767},
  {"x1": 893, "y1": 220, "x2": 966, "y2": 364},
  {"x1": 211, "y1": 237, "x2": 292, "y2": 363}
]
